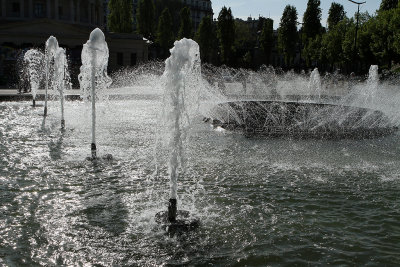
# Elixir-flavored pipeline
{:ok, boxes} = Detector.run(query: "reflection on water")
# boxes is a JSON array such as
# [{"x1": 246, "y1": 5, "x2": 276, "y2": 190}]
[{"x1": 0, "y1": 100, "x2": 399, "y2": 266}]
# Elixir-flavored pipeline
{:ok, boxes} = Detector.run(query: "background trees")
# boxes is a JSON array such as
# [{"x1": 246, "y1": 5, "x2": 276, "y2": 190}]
[
  {"x1": 137, "y1": 0, "x2": 155, "y2": 39},
  {"x1": 327, "y1": 2, "x2": 346, "y2": 30},
  {"x1": 131, "y1": 0, "x2": 400, "y2": 74},
  {"x1": 108, "y1": 0, "x2": 133, "y2": 33},
  {"x1": 278, "y1": 5, "x2": 298, "y2": 67},
  {"x1": 217, "y1": 7, "x2": 235, "y2": 65},
  {"x1": 196, "y1": 16, "x2": 217, "y2": 63},
  {"x1": 156, "y1": 8, "x2": 174, "y2": 58},
  {"x1": 178, "y1": 7, "x2": 193, "y2": 39},
  {"x1": 260, "y1": 18, "x2": 274, "y2": 65}
]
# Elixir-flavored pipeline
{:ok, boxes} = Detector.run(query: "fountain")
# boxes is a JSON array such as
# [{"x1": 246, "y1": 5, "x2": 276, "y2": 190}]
[
  {"x1": 308, "y1": 68, "x2": 322, "y2": 103},
  {"x1": 155, "y1": 38, "x2": 201, "y2": 232},
  {"x1": 206, "y1": 65, "x2": 397, "y2": 139},
  {"x1": 44, "y1": 36, "x2": 59, "y2": 117},
  {"x1": 78, "y1": 28, "x2": 112, "y2": 160},
  {"x1": 23, "y1": 49, "x2": 44, "y2": 107},
  {"x1": 53, "y1": 47, "x2": 70, "y2": 129}
]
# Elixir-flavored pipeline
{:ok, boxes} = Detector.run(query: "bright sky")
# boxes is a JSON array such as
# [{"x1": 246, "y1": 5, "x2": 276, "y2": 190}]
[{"x1": 212, "y1": 0, "x2": 381, "y2": 29}]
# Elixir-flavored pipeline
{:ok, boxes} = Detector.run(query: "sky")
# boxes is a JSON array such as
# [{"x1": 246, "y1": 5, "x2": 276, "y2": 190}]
[{"x1": 211, "y1": 0, "x2": 381, "y2": 29}]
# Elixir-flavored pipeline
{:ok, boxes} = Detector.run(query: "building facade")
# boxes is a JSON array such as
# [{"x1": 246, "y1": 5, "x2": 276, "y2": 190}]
[
  {"x1": 182, "y1": 0, "x2": 212, "y2": 32},
  {"x1": 0, "y1": 0, "x2": 148, "y2": 86}
]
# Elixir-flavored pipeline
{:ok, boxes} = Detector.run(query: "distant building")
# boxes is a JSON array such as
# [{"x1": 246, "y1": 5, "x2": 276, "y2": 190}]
[
  {"x1": 182, "y1": 0, "x2": 213, "y2": 32},
  {"x1": 0, "y1": 0, "x2": 148, "y2": 86}
]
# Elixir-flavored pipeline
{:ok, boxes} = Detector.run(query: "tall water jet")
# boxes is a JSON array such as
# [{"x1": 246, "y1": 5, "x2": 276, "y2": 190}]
[
  {"x1": 44, "y1": 36, "x2": 59, "y2": 116},
  {"x1": 23, "y1": 49, "x2": 44, "y2": 107},
  {"x1": 308, "y1": 68, "x2": 322, "y2": 102},
  {"x1": 155, "y1": 38, "x2": 201, "y2": 231},
  {"x1": 78, "y1": 28, "x2": 112, "y2": 159},
  {"x1": 365, "y1": 65, "x2": 379, "y2": 106},
  {"x1": 53, "y1": 47, "x2": 70, "y2": 129}
]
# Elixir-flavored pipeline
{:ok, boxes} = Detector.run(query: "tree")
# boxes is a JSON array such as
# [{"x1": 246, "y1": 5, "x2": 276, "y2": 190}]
[
  {"x1": 108, "y1": 0, "x2": 133, "y2": 33},
  {"x1": 196, "y1": 16, "x2": 217, "y2": 63},
  {"x1": 156, "y1": 8, "x2": 174, "y2": 58},
  {"x1": 260, "y1": 18, "x2": 274, "y2": 65},
  {"x1": 178, "y1": 7, "x2": 193, "y2": 39},
  {"x1": 302, "y1": 0, "x2": 322, "y2": 41},
  {"x1": 327, "y1": 2, "x2": 346, "y2": 30},
  {"x1": 217, "y1": 7, "x2": 235, "y2": 65},
  {"x1": 380, "y1": 0, "x2": 399, "y2": 11},
  {"x1": 278, "y1": 5, "x2": 298, "y2": 67},
  {"x1": 137, "y1": 0, "x2": 155, "y2": 39}
]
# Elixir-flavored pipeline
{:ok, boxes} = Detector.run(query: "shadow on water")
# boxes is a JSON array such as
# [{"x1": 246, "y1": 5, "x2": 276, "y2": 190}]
[
  {"x1": 48, "y1": 133, "x2": 64, "y2": 161},
  {"x1": 0, "y1": 179, "x2": 44, "y2": 266},
  {"x1": 81, "y1": 161, "x2": 129, "y2": 237}
]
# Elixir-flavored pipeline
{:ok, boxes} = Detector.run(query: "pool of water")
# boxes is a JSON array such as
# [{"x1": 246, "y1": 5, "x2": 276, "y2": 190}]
[{"x1": 1, "y1": 99, "x2": 399, "y2": 266}]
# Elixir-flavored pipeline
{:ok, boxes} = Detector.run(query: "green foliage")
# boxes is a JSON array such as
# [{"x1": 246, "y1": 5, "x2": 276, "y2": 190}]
[
  {"x1": 303, "y1": 35, "x2": 322, "y2": 66},
  {"x1": 196, "y1": 16, "x2": 216, "y2": 63},
  {"x1": 108, "y1": 0, "x2": 133, "y2": 33},
  {"x1": 278, "y1": 5, "x2": 298, "y2": 66},
  {"x1": 155, "y1": 0, "x2": 185, "y2": 38},
  {"x1": 260, "y1": 18, "x2": 274, "y2": 64},
  {"x1": 178, "y1": 7, "x2": 193, "y2": 39},
  {"x1": 156, "y1": 8, "x2": 174, "y2": 57},
  {"x1": 380, "y1": 0, "x2": 399, "y2": 11},
  {"x1": 320, "y1": 18, "x2": 351, "y2": 68},
  {"x1": 217, "y1": 7, "x2": 236, "y2": 65},
  {"x1": 302, "y1": 0, "x2": 322, "y2": 41},
  {"x1": 327, "y1": 2, "x2": 346, "y2": 30},
  {"x1": 137, "y1": 0, "x2": 155, "y2": 39}
]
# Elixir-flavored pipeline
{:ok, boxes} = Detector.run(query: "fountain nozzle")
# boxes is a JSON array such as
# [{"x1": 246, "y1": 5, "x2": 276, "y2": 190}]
[
  {"x1": 61, "y1": 119, "x2": 65, "y2": 130},
  {"x1": 44, "y1": 106, "x2": 47, "y2": 117},
  {"x1": 91, "y1": 143, "x2": 96, "y2": 159},
  {"x1": 32, "y1": 99, "x2": 36, "y2": 107},
  {"x1": 168, "y1": 198, "x2": 177, "y2": 222}
]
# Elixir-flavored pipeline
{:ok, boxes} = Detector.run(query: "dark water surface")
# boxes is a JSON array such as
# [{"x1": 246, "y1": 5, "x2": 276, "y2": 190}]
[{"x1": 0, "y1": 101, "x2": 399, "y2": 266}]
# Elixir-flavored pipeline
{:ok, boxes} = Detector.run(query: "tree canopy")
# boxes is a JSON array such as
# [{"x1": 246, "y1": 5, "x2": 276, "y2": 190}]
[
  {"x1": 302, "y1": 0, "x2": 322, "y2": 40},
  {"x1": 260, "y1": 18, "x2": 274, "y2": 65},
  {"x1": 137, "y1": 0, "x2": 155, "y2": 39},
  {"x1": 278, "y1": 5, "x2": 298, "y2": 66},
  {"x1": 380, "y1": 0, "x2": 399, "y2": 11},
  {"x1": 156, "y1": 8, "x2": 174, "y2": 57},
  {"x1": 196, "y1": 16, "x2": 216, "y2": 63},
  {"x1": 327, "y1": 2, "x2": 346, "y2": 30},
  {"x1": 108, "y1": 0, "x2": 133, "y2": 33},
  {"x1": 178, "y1": 7, "x2": 193, "y2": 39},
  {"x1": 217, "y1": 7, "x2": 236, "y2": 65}
]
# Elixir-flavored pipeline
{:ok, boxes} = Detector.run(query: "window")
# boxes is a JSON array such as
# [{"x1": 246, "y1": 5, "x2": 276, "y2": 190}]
[
  {"x1": 117, "y1": 52, "x2": 124, "y2": 66},
  {"x1": 34, "y1": 3, "x2": 45, "y2": 18},
  {"x1": 130, "y1": 53, "x2": 137, "y2": 66},
  {"x1": 12, "y1": 2, "x2": 20, "y2": 13}
]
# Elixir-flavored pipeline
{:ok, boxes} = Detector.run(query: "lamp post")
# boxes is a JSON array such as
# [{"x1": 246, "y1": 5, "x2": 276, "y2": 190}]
[{"x1": 348, "y1": 0, "x2": 366, "y2": 72}]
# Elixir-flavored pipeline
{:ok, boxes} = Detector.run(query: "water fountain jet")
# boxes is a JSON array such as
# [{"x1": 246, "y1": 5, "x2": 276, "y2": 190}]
[
  {"x1": 78, "y1": 28, "x2": 112, "y2": 160},
  {"x1": 44, "y1": 36, "x2": 59, "y2": 116},
  {"x1": 23, "y1": 49, "x2": 44, "y2": 107},
  {"x1": 155, "y1": 38, "x2": 201, "y2": 232}
]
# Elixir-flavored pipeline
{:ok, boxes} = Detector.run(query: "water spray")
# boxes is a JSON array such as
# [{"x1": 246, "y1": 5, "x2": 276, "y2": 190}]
[
  {"x1": 23, "y1": 49, "x2": 44, "y2": 108},
  {"x1": 79, "y1": 28, "x2": 112, "y2": 160},
  {"x1": 155, "y1": 38, "x2": 201, "y2": 232},
  {"x1": 44, "y1": 36, "x2": 59, "y2": 116}
]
